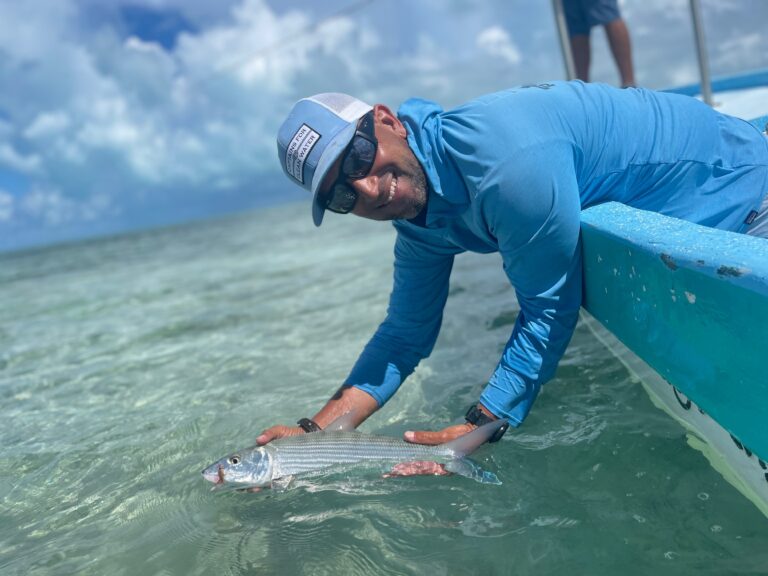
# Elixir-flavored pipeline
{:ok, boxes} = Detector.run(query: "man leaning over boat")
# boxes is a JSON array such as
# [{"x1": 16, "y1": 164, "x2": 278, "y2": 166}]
[{"x1": 259, "y1": 82, "x2": 768, "y2": 475}]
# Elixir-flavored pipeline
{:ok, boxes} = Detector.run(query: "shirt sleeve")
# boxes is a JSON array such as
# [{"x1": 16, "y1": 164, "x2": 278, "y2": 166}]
[
  {"x1": 344, "y1": 224, "x2": 462, "y2": 406},
  {"x1": 477, "y1": 144, "x2": 583, "y2": 426}
]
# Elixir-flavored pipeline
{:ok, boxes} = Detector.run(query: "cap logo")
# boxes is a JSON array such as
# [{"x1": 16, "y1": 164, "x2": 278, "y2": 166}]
[{"x1": 285, "y1": 123, "x2": 321, "y2": 184}]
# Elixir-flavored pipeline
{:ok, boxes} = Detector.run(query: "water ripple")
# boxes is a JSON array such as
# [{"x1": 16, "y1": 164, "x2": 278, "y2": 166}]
[{"x1": 3, "y1": 204, "x2": 768, "y2": 575}]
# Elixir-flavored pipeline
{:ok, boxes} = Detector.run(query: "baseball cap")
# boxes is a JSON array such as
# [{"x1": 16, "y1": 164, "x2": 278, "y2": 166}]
[{"x1": 277, "y1": 93, "x2": 373, "y2": 226}]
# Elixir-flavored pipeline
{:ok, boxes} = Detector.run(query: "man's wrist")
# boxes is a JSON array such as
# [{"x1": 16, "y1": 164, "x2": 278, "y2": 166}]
[
  {"x1": 464, "y1": 404, "x2": 497, "y2": 425},
  {"x1": 477, "y1": 403, "x2": 497, "y2": 420},
  {"x1": 464, "y1": 404, "x2": 507, "y2": 442}
]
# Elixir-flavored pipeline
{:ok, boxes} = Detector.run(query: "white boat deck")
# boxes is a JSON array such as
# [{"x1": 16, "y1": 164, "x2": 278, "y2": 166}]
[{"x1": 705, "y1": 86, "x2": 768, "y2": 122}]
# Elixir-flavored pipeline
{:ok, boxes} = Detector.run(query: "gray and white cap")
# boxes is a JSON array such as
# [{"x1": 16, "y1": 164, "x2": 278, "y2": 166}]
[{"x1": 277, "y1": 93, "x2": 373, "y2": 226}]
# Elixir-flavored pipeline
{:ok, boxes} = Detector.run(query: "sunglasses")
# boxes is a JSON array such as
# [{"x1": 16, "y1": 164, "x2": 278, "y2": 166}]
[{"x1": 322, "y1": 111, "x2": 378, "y2": 214}]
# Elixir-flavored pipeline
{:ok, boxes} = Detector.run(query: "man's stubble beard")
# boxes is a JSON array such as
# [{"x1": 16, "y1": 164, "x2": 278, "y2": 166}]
[{"x1": 402, "y1": 154, "x2": 428, "y2": 220}]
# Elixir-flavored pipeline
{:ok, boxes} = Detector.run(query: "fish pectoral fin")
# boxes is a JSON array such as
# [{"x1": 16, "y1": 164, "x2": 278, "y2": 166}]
[
  {"x1": 444, "y1": 458, "x2": 501, "y2": 485},
  {"x1": 271, "y1": 475, "x2": 294, "y2": 491}
]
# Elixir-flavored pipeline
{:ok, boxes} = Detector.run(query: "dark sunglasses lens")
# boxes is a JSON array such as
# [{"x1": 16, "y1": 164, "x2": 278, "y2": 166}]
[
  {"x1": 341, "y1": 137, "x2": 376, "y2": 179},
  {"x1": 357, "y1": 111, "x2": 375, "y2": 136},
  {"x1": 326, "y1": 184, "x2": 357, "y2": 214}
]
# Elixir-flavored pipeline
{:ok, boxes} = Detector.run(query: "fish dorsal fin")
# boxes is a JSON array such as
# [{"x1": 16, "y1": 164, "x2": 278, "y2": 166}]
[
  {"x1": 323, "y1": 410, "x2": 358, "y2": 432},
  {"x1": 442, "y1": 419, "x2": 509, "y2": 457}
]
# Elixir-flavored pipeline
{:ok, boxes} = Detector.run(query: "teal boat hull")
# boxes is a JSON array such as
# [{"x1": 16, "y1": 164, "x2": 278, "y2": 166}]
[{"x1": 580, "y1": 202, "x2": 768, "y2": 515}]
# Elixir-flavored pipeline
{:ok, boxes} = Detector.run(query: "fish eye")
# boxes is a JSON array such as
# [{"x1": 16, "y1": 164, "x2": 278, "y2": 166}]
[{"x1": 228, "y1": 455, "x2": 241, "y2": 465}]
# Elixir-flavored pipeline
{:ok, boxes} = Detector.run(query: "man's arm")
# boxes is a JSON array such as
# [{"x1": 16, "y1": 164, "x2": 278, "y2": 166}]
[
  {"x1": 257, "y1": 225, "x2": 461, "y2": 444},
  {"x1": 407, "y1": 144, "x2": 583, "y2": 442},
  {"x1": 256, "y1": 385, "x2": 378, "y2": 444},
  {"x1": 342, "y1": 225, "x2": 459, "y2": 405},
  {"x1": 478, "y1": 145, "x2": 583, "y2": 424}
]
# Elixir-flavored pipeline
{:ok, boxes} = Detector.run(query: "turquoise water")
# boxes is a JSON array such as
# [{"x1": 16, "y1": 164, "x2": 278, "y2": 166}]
[{"x1": 2, "y1": 202, "x2": 767, "y2": 575}]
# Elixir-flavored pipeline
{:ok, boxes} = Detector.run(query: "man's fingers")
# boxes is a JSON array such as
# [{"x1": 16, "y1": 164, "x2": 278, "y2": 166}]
[
  {"x1": 256, "y1": 425, "x2": 303, "y2": 445},
  {"x1": 255, "y1": 432, "x2": 272, "y2": 445},
  {"x1": 255, "y1": 426, "x2": 281, "y2": 445},
  {"x1": 383, "y1": 461, "x2": 449, "y2": 477},
  {"x1": 403, "y1": 423, "x2": 475, "y2": 445},
  {"x1": 403, "y1": 430, "x2": 445, "y2": 445}
]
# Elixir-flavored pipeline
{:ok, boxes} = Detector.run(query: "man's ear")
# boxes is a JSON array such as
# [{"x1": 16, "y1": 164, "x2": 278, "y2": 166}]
[{"x1": 373, "y1": 104, "x2": 407, "y2": 139}]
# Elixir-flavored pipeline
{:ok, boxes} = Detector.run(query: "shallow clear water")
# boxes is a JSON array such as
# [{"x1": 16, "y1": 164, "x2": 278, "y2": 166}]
[{"x1": 2, "y1": 203, "x2": 767, "y2": 576}]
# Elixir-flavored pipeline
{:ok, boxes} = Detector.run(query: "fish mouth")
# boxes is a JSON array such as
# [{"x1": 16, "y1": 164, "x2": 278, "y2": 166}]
[{"x1": 202, "y1": 465, "x2": 225, "y2": 485}]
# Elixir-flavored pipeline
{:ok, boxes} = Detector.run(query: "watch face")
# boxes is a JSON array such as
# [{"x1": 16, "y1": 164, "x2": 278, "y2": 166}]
[
  {"x1": 297, "y1": 418, "x2": 321, "y2": 433},
  {"x1": 488, "y1": 422, "x2": 509, "y2": 443}
]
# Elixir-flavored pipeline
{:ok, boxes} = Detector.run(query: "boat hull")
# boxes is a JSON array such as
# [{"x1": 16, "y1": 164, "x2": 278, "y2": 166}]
[{"x1": 580, "y1": 202, "x2": 768, "y2": 516}]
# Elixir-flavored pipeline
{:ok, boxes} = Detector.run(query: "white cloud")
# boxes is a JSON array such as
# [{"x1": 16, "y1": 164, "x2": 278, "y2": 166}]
[
  {"x1": 20, "y1": 189, "x2": 76, "y2": 226},
  {"x1": 24, "y1": 111, "x2": 71, "y2": 140},
  {"x1": 712, "y1": 33, "x2": 766, "y2": 71},
  {"x1": 476, "y1": 26, "x2": 522, "y2": 66},
  {"x1": 622, "y1": 0, "x2": 691, "y2": 22},
  {"x1": 702, "y1": 0, "x2": 751, "y2": 14},
  {"x1": 0, "y1": 0, "x2": 373, "y2": 217},
  {"x1": 0, "y1": 190, "x2": 14, "y2": 222},
  {"x1": 174, "y1": 0, "x2": 313, "y2": 92},
  {"x1": 19, "y1": 188, "x2": 116, "y2": 226},
  {"x1": 0, "y1": 1, "x2": 78, "y2": 60},
  {"x1": 669, "y1": 65, "x2": 699, "y2": 87},
  {"x1": 0, "y1": 144, "x2": 41, "y2": 173},
  {"x1": 124, "y1": 36, "x2": 166, "y2": 55},
  {"x1": 0, "y1": 119, "x2": 13, "y2": 139}
]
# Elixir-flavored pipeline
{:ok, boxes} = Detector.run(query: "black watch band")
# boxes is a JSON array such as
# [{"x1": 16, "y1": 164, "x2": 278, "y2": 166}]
[
  {"x1": 464, "y1": 405, "x2": 508, "y2": 443},
  {"x1": 297, "y1": 418, "x2": 322, "y2": 433}
]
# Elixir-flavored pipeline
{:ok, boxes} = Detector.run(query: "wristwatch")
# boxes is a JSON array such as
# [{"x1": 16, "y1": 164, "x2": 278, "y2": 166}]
[
  {"x1": 465, "y1": 405, "x2": 508, "y2": 443},
  {"x1": 297, "y1": 418, "x2": 322, "y2": 433}
]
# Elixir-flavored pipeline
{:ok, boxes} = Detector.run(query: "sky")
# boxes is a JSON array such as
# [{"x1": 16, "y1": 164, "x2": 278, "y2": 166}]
[{"x1": 0, "y1": 0, "x2": 767, "y2": 252}]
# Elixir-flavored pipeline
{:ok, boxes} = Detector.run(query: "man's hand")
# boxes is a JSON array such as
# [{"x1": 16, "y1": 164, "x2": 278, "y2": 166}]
[
  {"x1": 255, "y1": 425, "x2": 305, "y2": 445},
  {"x1": 402, "y1": 422, "x2": 476, "y2": 445},
  {"x1": 382, "y1": 422, "x2": 477, "y2": 478},
  {"x1": 383, "y1": 460, "x2": 450, "y2": 477},
  {"x1": 255, "y1": 387, "x2": 379, "y2": 446}
]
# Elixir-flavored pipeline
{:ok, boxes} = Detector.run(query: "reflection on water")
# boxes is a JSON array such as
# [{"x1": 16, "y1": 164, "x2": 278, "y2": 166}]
[{"x1": 2, "y1": 202, "x2": 767, "y2": 575}]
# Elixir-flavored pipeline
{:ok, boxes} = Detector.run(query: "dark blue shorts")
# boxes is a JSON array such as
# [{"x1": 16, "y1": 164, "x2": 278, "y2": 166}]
[{"x1": 563, "y1": 0, "x2": 622, "y2": 36}]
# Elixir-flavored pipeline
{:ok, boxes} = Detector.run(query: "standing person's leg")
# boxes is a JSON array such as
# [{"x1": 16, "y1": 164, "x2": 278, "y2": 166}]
[
  {"x1": 570, "y1": 35, "x2": 592, "y2": 82},
  {"x1": 586, "y1": 0, "x2": 636, "y2": 87},
  {"x1": 604, "y1": 18, "x2": 636, "y2": 87},
  {"x1": 563, "y1": 0, "x2": 592, "y2": 82}
]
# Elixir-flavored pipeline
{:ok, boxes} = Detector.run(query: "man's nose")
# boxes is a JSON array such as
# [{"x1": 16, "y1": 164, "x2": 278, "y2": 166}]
[{"x1": 350, "y1": 175, "x2": 378, "y2": 202}]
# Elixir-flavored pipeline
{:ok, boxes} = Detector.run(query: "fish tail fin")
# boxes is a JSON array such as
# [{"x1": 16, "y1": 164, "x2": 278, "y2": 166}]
[
  {"x1": 442, "y1": 419, "x2": 508, "y2": 457},
  {"x1": 445, "y1": 458, "x2": 501, "y2": 485}
]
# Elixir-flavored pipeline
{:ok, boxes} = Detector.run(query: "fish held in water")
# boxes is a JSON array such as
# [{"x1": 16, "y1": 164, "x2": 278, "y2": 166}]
[{"x1": 201, "y1": 412, "x2": 507, "y2": 490}]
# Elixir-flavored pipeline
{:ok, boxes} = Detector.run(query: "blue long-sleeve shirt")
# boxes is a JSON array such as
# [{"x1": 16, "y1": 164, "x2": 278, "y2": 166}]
[{"x1": 344, "y1": 81, "x2": 768, "y2": 425}]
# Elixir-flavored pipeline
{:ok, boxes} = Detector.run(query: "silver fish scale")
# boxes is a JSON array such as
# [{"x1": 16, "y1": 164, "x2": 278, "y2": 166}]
[{"x1": 267, "y1": 432, "x2": 455, "y2": 478}]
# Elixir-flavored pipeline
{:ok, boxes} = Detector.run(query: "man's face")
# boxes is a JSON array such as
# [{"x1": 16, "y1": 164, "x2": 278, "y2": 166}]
[{"x1": 319, "y1": 104, "x2": 428, "y2": 221}]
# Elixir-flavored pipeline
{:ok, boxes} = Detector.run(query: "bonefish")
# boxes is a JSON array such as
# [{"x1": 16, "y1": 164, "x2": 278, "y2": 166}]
[{"x1": 202, "y1": 413, "x2": 507, "y2": 490}]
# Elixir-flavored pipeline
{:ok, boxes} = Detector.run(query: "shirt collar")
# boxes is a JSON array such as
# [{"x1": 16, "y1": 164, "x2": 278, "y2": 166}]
[{"x1": 397, "y1": 98, "x2": 469, "y2": 228}]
